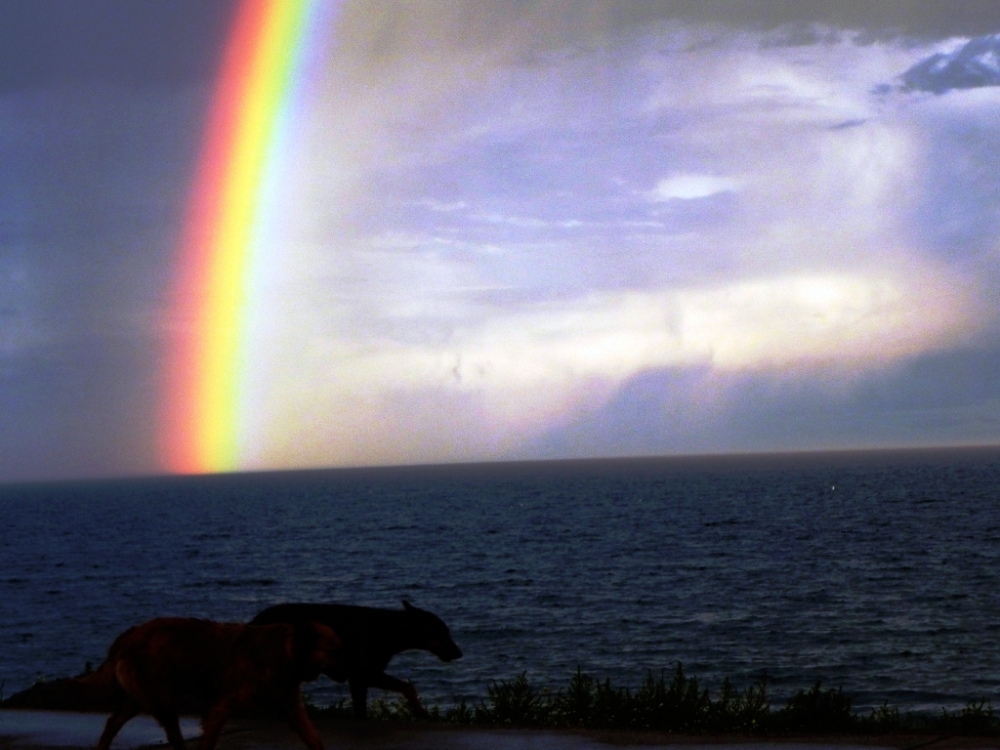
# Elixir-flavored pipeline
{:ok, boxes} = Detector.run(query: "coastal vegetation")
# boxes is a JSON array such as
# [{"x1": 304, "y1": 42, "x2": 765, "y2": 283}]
[
  {"x1": 5, "y1": 661, "x2": 998, "y2": 737},
  {"x1": 307, "y1": 664, "x2": 999, "y2": 737}
]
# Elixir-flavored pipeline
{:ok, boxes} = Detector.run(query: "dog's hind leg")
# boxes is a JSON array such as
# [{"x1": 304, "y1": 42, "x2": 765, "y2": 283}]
[
  {"x1": 152, "y1": 710, "x2": 187, "y2": 750},
  {"x1": 96, "y1": 701, "x2": 140, "y2": 750}
]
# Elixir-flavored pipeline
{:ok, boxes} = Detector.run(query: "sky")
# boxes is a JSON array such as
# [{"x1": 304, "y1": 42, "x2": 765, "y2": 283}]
[{"x1": 3, "y1": 0, "x2": 1000, "y2": 483}]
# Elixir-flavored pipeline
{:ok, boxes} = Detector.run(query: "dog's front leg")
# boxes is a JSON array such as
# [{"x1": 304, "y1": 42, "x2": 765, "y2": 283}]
[
  {"x1": 348, "y1": 679, "x2": 369, "y2": 718},
  {"x1": 285, "y1": 693, "x2": 325, "y2": 750}
]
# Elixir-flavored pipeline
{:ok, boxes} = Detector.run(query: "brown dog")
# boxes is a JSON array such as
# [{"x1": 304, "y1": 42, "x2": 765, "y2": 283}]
[{"x1": 94, "y1": 617, "x2": 341, "y2": 750}]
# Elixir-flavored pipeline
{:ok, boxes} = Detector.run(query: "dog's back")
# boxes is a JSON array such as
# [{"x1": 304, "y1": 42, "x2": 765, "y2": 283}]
[
  {"x1": 110, "y1": 617, "x2": 340, "y2": 712},
  {"x1": 252, "y1": 601, "x2": 462, "y2": 667},
  {"x1": 109, "y1": 618, "x2": 242, "y2": 713}
]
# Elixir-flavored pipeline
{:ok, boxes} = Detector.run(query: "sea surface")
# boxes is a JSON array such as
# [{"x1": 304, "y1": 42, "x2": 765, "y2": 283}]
[{"x1": 2, "y1": 448, "x2": 999, "y2": 715}]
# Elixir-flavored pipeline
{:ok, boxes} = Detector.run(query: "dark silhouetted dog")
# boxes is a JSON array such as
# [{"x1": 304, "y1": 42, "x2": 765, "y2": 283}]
[
  {"x1": 93, "y1": 617, "x2": 342, "y2": 750},
  {"x1": 252, "y1": 601, "x2": 462, "y2": 718}
]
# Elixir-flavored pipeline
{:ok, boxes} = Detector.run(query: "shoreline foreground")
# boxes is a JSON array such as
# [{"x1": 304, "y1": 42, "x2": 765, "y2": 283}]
[{"x1": 1, "y1": 710, "x2": 998, "y2": 750}]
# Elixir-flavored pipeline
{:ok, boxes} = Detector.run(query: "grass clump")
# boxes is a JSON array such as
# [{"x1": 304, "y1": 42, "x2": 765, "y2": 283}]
[
  {"x1": 465, "y1": 672, "x2": 999, "y2": 735},
  {"x1": 939, "y1": 699, "x2": 997, "y2": 735},
  {"x1": 457, "y1": 665, "x2": 772, "y2": 733},
  {"x1": 773, "y1": 681, "x2": 853, "y2": 734},
  {"x1": 478, "y1": 672, "x2": 549, "y2": 726}
]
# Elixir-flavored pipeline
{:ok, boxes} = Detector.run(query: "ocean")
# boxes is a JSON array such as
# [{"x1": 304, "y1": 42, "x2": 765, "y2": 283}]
[{"x1": 2, "y1": 448, "x2": 999, "y2": 715}]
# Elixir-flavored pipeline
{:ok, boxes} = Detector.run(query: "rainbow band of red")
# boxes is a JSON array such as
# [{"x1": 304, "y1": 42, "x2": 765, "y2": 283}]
[{"x1": 160, "y1": 0, "x2": 310, "y2": 474}]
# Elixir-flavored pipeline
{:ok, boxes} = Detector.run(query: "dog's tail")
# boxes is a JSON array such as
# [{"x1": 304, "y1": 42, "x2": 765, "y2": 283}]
[
  {"x1": 1, "y1": 658, "x2": 124, "y2": 711},
  {"x1": 1, "y1": 628, "x2": 134, "y2": 712}
]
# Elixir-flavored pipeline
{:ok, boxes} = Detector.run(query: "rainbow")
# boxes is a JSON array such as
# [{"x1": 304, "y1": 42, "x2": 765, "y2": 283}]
[{"x1": 159, "y1": 0, "x2": 327, "y2": 474}]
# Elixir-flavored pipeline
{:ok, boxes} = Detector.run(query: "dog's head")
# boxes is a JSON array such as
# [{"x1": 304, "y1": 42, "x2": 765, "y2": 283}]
[{"x1": 402, "y1": 601, "x2": 463, "y2": 662}]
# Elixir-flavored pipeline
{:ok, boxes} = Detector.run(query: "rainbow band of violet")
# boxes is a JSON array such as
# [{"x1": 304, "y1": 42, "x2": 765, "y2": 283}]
[{"x1": 160, "y1": 0, "x2": 311, "y2": 474}]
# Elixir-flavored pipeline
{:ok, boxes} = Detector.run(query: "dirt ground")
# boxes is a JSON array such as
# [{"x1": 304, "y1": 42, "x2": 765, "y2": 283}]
[{"x1": 1, "y1": 710, "x2": 998, "y2": 750}]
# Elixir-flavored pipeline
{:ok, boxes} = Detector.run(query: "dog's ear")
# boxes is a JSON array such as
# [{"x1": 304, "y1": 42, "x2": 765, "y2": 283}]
[{"x1": 402, "y1": 600, "x2": 414, "y2": 612}]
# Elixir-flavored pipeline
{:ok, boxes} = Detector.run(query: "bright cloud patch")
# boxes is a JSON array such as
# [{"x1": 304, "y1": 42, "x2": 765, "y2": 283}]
[
  {"x1": 675, "y1": 271, "x2": 969, "y2": 369},
  {"x1": 243, "y1": 264, "x2": 973, "y2": 468},
  {"x1": 651, "y1": 174, "x2": 741, "y2": 201},
  {"x1": 445, "y1": 270, "x2": 968, "y2": 387}
]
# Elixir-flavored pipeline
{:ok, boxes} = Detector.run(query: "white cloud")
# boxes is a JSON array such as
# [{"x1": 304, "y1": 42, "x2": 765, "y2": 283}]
[
  {"x1": 413, "y1": 198, "x2": 469, "y2": 212},
  {"x1": 239, "y1": 259, "x2": 975, "y2": 468},
  {"x1": 650, "y1": 174, "x2": 741, "y2": 201}
]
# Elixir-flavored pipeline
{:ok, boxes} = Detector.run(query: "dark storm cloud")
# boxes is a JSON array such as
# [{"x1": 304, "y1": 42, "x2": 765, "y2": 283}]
[
  {"x1": 902, "y1": 35, "x2": 1000, "y2": 93},
  {"x1": 0, "y1": 337, "x2": 160, "y2": 482},
  {"x1": 529, "y1": 349, "x2": 1000, "y2": 460},
  {"x1": 0, "y1": 84, "x2": 204, "y2": 338},
  {"x1": 0, "y1": 82, "x2": 203, "y2": 482},
  {"x1": 718, "y1": 349, "x2": 1000, "y2": 450},
  {"x1": 327, "y1": 0, "x2": 1000, "y2": 90},
  {"x1": 915, "y1": 99, "x2": 1000, "y2": 263},
  {"x1": 601, "y1": 0, "x2": 1000, "y2": 40},
  {"x1": 0, "y1": 0, "x2": 236, "y2": 93},
  {"x1": 0, "y1": 0, "x2": 222, "y2": 480}
]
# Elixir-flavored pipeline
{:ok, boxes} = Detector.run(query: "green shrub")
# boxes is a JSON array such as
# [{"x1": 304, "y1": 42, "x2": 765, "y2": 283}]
[
  {"x1": 710, "y1": 675, "x2": 770, "y2": 733},
  {"x1": 445, "y1": 698, "x2": 475, "y2": 725},
  {"x1": 476, "y1": 673, "x2": 549, "y2": 726},
  {"x1": 857, "y1": 702, "x2": 902, "y2": 733},
  {"x1": 774, "y1": 681, "x2": 853, "y2": 734},
  {"x1": 939, "y1": 699, "x2": 998, "y2": 735}
]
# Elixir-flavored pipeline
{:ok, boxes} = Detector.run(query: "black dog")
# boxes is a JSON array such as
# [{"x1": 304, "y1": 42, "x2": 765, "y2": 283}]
[{"x1": 252, "y1": 601, "x2": 462, "y2": 718}]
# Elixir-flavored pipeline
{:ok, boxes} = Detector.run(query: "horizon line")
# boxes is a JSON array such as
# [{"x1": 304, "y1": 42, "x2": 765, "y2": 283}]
[{"x1": 4, "y1": 441, "x2": 1000, "y2": 490}]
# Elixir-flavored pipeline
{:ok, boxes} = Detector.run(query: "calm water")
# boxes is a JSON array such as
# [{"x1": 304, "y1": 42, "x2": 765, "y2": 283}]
[{"x1": 2, "y1": 449, "x2": 999, "y2": 714}]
